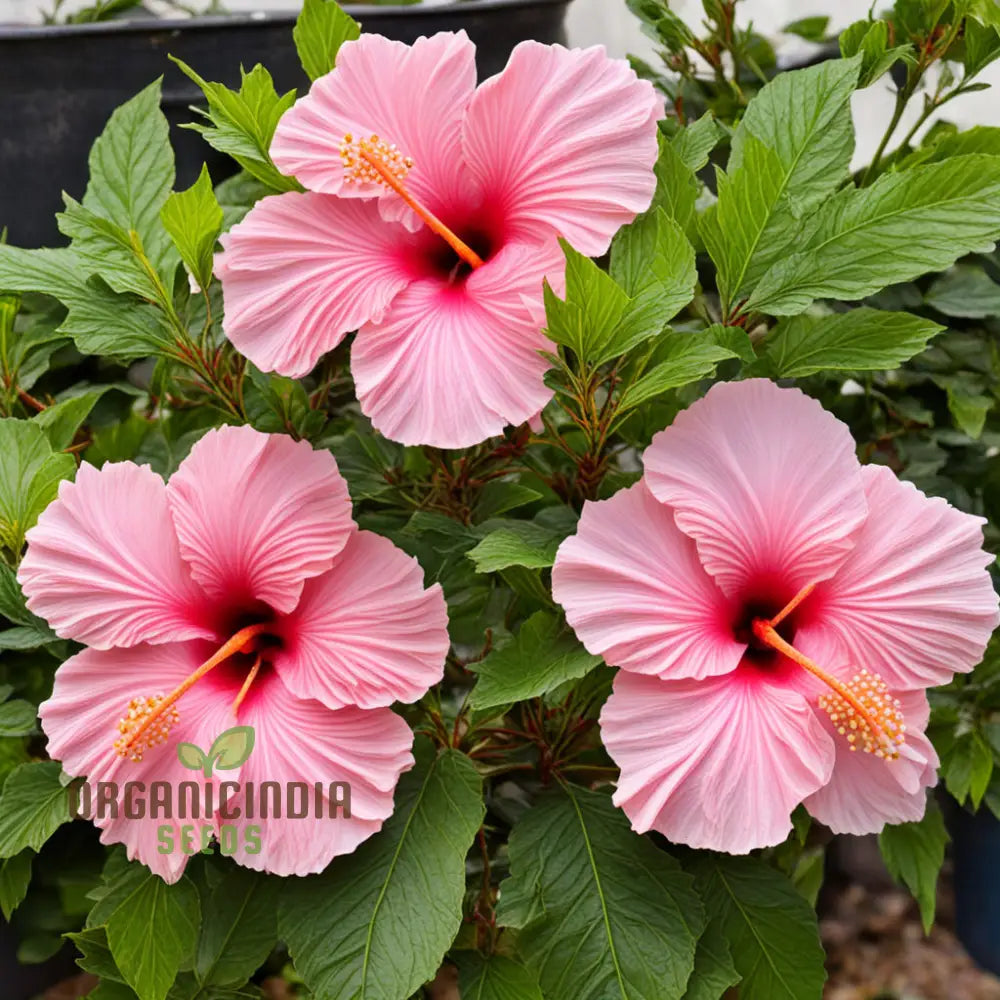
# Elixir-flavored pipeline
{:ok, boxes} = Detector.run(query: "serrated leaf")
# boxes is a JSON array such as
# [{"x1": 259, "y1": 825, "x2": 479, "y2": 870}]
[
  {"x1": 469, "y1": 612, "x2": 602, "y2": 710},
  {"x1": 747, "y1": 154, "x2": 1000, "y2": 316},
  {"x1": 652, "y1": 138, "x2": 700, "y2": 234},
  {"x1": 925, "y1": 263, "x2": 1000, "y2": 318},
  {"x1": 701, "y1": 57, "x2": 861, "y2": 309},
  {"x1": 617, "y1": 332, "x2": 737, "y2": 414},
  {"x1": 0, "y1": 418, "x2": 76, "y2": 557},
  {"x1": 82, "y1": 79, "x2": 175, "y2": 273},
  {"x1": 681, "y1": 918, "x2": 741, "y2": 1000},
  {"x1": 173, "y1": 59, "x2": 300, "y2": 194},
  {"x1": 840, "y1": 19, "x2": 914, "y2": 87},
  {"x1": 755, "y1": 307, "x2": 942, "y2": 377},
  {"x1": 0, "y1": 561, "x2": 53, "y2": 633},
  {"x1": 69, "y1": 926, "x2": 126, "y2": 982},
  {"x1": 32, "y1": 390, "x2": 106, "y2": 451},
  {"x1": 610, "y1": 208, "x2": 697, "y2": 346},
  {"x1": 194, "y1": 866, "x2": 278, "y2": 987},
  {"x1": 497, "y1": 786, "x2": 703, "y2": 1000},
  {"x1": 208, "y1": 726, "x2": 255, "y2": 771},
  {"x1": 0, "y1": 849, "x2": 33, "y2": 920},
  {"x1": 294, "y1": 0, "x2": 360, "y2": 80},
  {"x1": 0, "y1": 246, "x2": 174, "y2": 359},
  {"x1": 453, "y1": 952, "x2": 543, "y2": 1000},
  {"x1": 278, "y1": 740, "x2": 484, "y2": 1000},
  {"x1": 0, "y1": 699, "x2": 37, "y2": 736},
  {"x1": 467, "y1": 521, "x2": 570, "y2": 573},
  {"x1": 689, "y1": 854, "x2": 825, "y2": 1000},
  {"x1": 670, "y1": 114, "x2": 722, "y2": 172},
  {"x1": 0, "y1": 761, "x2": 72, "y2": 858},
  {"x1": 101, "y1": 867, "x2": 201, "y2": 1000},
  {"x1": 879, "y1": 800, "x2": 949, "y2": 932},
  {"x1": 946, "y1": 384, "x2": 993, "y2": 439},
  {"x1": 161, "y1": 165, "x2": 224, "y2": 293}
]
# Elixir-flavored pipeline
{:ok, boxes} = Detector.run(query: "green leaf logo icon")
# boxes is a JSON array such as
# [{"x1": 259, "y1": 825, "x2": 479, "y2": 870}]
[{"x1": 176, "y1": 725, "x2": 255, "y2": 777}]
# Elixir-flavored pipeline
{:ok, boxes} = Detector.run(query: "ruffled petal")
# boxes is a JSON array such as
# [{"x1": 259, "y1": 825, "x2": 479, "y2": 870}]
[
  {"x1": 217, "y1": 671, "x2": 414, "y2": 877},
  {"x1": 796, "y1": 464, "x2": 999, "y2": 690},
  {"x1": 18, "y1": 462, "x2": 208, "y2": 650},
  {"x1": 804, "y1": 690, "x2": 938, "y2": 834},
  {"x1": 352, "y1": 240, "x2": 560, "y2": 448},
  {"x1": 552, "y1": 482, "x2": 743, "y2": 681},
  {"x1": 271, "y1": 31, "x2": 478, "y2": 220},
  {"x1": 166, "y1": 426, "x2": 355, "y2": 618},
  {"x1": 601, "y1": 668, "x2": 835, "y2": 853},
  {"x1": 643, "y1": 379, "x2": 869, "y2": 599},
  {"x1": 276, "y1": 531, "x2": 448, "y2": 710},
  {"x1": 216, "y1": 192, "x2": 416, "y2": 378},
  {"x1": 39, "y1": 640, "x2": 237, "y2": 883},
  {"x1": 462, "y1": 42, "x2": 662, "y2": 256}
]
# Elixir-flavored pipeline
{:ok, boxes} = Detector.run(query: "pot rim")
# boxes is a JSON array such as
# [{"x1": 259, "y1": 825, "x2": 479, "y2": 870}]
[{"x1": 0, "y1": 0, "x2": 571, "y2": 41}]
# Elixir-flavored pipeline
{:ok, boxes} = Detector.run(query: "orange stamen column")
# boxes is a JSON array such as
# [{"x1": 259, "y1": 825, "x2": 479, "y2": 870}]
[
  {"x1": 114, "y1": 622, "x2": 271, "y2": 762},
  {"x1": 750, "y1": 587, "x2": 906, "y2": 760},
  {"x1": 339, "y1": 133, "x2": 485, "y2": 271}
]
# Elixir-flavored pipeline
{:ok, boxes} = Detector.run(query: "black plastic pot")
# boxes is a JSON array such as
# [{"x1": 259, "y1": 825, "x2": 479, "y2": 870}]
[
  {"x1": 0, "y1": 0, "x2": 572, "y2": 248},
  {"x1": 945, "y1": 798, "x2": 1000, "y2": 975}
]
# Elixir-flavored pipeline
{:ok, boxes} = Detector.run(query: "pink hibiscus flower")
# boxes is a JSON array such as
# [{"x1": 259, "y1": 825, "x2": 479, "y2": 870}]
[
  {"x1": 18, "y1": 425, "x2": 449, "y2": 882},
  {"x1": 216, "y1": 31, "x2": 662, "y2": 448},
  {"x1": 552, "y1": 379, "x2": 999, "y2": 853}
]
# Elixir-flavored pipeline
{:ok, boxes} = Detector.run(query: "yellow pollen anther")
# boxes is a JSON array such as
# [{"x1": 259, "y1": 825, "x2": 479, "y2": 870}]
[
  {"x1": 750, "y1": 583, "x2": 906, "y2": 762},
  {"x1": 338, "y1": 131, "x2": 484, "y2": 272},
  {"x1": 113, "y1": 695, "x2": 180, "y2": 763}
]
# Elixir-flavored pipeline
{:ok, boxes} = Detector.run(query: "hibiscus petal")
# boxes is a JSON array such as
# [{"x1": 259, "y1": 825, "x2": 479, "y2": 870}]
[
  {"x1": 804, "y1": 690, "x2": 938, "y2": 834},
  {"x1": 601, "y1": 669, "x2": 835, "y2": 853},
  {"x1": 462, "y1": 42, "x2": 662, "y2": 256},
  {"x1": 39, "y1": 640, "x2": 236, "y2": 883},
  {"x1": 352, "y1": 240, "x2": 560, "y2": 448},
  {"x1": 643, "y1": 379, "x2": 869, "y2": 599},
  {"x1": 166, "y1": 426, "x2": 355, "y2": 617},
  {"x1": 552, "y1": 482, "x2": 743, "y2": 681},
  {"x1": 796, "y1": 464, "x2": 999, "y2": 690},
  {"x1": 271, "y1": 31, "x2": 478, "y2": 220},
  {"x1": 276, "y1": 531, "x2": 449, "y2": 710},
  {"x1": 218, "y1": 672, "x2": 414, "y2": 877},
  {"x1": 216, "y1": 192, "x2": 416, "y2": 378},
  {"x1": 18, "y1": 462, "x2": 208, "y2": 649}
]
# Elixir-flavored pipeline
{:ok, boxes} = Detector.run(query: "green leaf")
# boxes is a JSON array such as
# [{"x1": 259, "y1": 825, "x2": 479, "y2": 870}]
[
  {"x1": 670, "y1": 113, "x2": 722, "y2": 172},
  {"x1": 469, "y1": 612, "x2": 602, "y2": 710},
  {"x1": 747, "y1": 154, "x2": 1000, "y2": 315},
  {"x1": 194, "y1": 866, "x2": 278, "y2": 987},
  {"x1": 294, "y1": 0, "x2": 361, "y2": 81},
  {"x1": 0, "y1": 246, "x2": 173, "y2": 360},
  {"x1": 68, "y1": 926, "x2": 126, "y2": 982},
  {"x1": 453, "y1": 953, "x2": 544, "y2": 1000},
  {"x1": 82, "y1": 79, "x2": 175, "y2": 272},
  {"x1": 681, "y1": 919, "x2": 741, "y2": 1000},
  {"x1": 0, "y1": 699, "x2": 37, "y2": 737},
  {"x1": 941, "y1": 728, "x2": 996, "y2": 804},
  {"x1": 909, "y1": 125, "x2": 1000, "y2": 165},
  {"x1": 279, "y1": 740, "x2": 484, "y2": 1000},
  {"x1": 610, "y1": 208, "x2": 697, "y2": 342},
  {"x1": 964, "y1": 14, "x2": 1000, "y2": 77},
  {"x1": 701, "y1": 57, "x2": 861, "y2": 309},
  {"x1": 879, "y1": 800, "x2": 949, "y2": 932},
  {"x1": 544, "y1": 241, "x2": 631, "y2": 364},
  {"x1": 755, "y1": 307, "x2": 942, "y2": 377},
  {"x1": 160, "y1": 165, "x2": 224, "y2": 293},
  {"x1": 467, "y1": 520, "x2": 571, "y2": 573},
  {"x1": 176, "y1": 743, "x2": 207, "y2": 772},
  {"x1": 689, "y1": 853, "x2": 826, "y2": 1000},
  {"x1": 946, "y1": 386, "x2": 993, "y2": 439},
  {"x1": 783, "y1": 15, "x2": 829, "y2": 40},
  {"x1": 32, "y1": 390, "x2": 106, "y2": 451},
  {"x1": 497, "y1": 786, "x2": 703, "y2": 1000},
  {"x1": 925, "y1": 263, "x2": 1000, "y2": 318},
  {"x1": 0, "y1": 849, "x2": 33, "y2": 920},
  {"x1": 208, "y1": 726, "x2": 256, "y2": 771},
  {"x1": 99, "y1": 866, "x2": 201, "y2": 1000},
  {"x1": 0, "y1": 418, "x2": 76, "y2": 557},
  {"x1": 174, "y1": 59, "x2": 300, "y2": 194},
  {"x1": 0, "y1": 761, "x2": 72, "y2": 858},
  {"x1": 652, "y1": 138, "x2": 700, "y2": 235},
  {"x1": 0, "y1": 561, "x2": 53, "y2": 633},
  {"x1": 840, "y1": 20, "x2": 915, "y2": 87},
  {"x1": 617, "y1": 332, "x2": 737, "y2": 414}
]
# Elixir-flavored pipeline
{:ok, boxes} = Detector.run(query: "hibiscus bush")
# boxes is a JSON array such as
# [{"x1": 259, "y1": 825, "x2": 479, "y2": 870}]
[{"x1": 2, "y1": 0, "x2": 1000, "y2": 998}]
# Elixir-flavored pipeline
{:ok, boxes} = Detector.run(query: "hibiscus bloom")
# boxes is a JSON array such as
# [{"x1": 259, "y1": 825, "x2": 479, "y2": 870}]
[
  {"x1": 18, "y1": 425, "x2": 449, "y2": 881},
  {"x1": 216, "y1": 31, "x2": 662, "y2": 448},
  {"x1": 552, "y1": 379, "x2": 999, "y2": 853}
]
